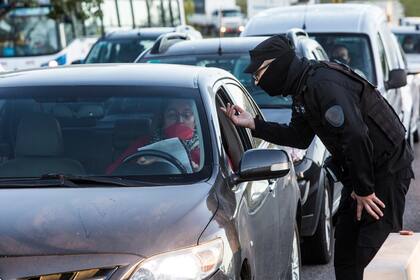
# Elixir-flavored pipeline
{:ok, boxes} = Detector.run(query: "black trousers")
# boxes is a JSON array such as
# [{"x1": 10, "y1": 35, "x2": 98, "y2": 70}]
[{"x1": 334, "y1": 168, "x2": 412, "y2": 280}]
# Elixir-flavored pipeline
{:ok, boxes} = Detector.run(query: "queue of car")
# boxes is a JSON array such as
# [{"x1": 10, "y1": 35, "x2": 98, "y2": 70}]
[
  {"x1": 242, "y1": 3, "x2": 419, "y2": 145},
  {"x1": 0, "y1": 3, "x2": 419, "y2": 280}
]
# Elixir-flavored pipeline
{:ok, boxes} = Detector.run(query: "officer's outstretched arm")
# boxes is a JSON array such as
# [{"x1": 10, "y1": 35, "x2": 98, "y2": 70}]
[
  {"x1": 251, "y1": 109, "x2": 315, "y2": 149},
  {"x1": 312, "y1": 81, "x2": 375, "y2": 196}
]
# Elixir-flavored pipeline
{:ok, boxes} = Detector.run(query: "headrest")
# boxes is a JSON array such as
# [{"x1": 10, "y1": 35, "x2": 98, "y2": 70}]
[
  {"x1": 15, "y1": 114, "x2": 64, "y2": 157},
  {"x1": 113, "y1": 119, "x2": 151, "y2": 149},
  {"x1": 52, "y1": 104, "x2": 74, "y2": 118}
]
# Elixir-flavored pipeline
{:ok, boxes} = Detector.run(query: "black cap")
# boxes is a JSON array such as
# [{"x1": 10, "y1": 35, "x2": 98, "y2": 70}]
[{"x1": 244, "y1": 35, "x2": 295, "y2": 74}]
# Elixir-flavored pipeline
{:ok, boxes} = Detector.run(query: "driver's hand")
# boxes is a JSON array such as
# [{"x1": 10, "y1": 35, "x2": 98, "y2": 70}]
[
  {"x1": 136, "y1": 156, "x2": 157, "y2": 165},
  {"x1": 220, "y1": 103, "x2": 255, "y2": 130},
  {"x1": 192, "y1": 161, "x2": 199, "y2": 171}
]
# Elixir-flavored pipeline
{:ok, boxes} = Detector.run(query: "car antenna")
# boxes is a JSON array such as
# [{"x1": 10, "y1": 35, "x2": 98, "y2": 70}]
[
  {"x1": 218, "y1": 5, "x2": 223, "y2": 56},
  {"x1": 302, "y1": 4, "x2": 308, "y2": 30}
]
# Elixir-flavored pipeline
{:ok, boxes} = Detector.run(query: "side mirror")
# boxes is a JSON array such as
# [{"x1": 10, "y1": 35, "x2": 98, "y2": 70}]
[
  {"x1": 233, "y1": 149, "x2": 291, "y2": 183},
  {"x1": 71, "y1": 59, "x2": 83, "y2": 65},
  {"x1": 385, "y1": 69, "x2": 407, "y2": 90}
]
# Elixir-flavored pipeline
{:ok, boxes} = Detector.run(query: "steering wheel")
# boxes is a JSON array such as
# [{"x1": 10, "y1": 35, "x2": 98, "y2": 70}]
[{"x1": 122, "y1": 149, "x2": 188, "y2": 174}]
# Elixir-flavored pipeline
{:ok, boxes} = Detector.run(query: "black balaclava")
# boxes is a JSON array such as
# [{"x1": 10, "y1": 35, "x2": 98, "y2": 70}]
[
  {"x1": 258, "y1": 55, "x2": 294, "y2": 96},
  {"x1": 244, "y1": 35, "x2": 298, "y2": 97}
]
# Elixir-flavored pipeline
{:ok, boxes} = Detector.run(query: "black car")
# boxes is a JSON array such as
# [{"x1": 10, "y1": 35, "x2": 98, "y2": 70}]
[
  {"x1": 0, "y1": 64, "x2": 301, "y2": 279},
  {"x1": 81, "y1": 26, "x2": 201, "y2": 64},
  {"x1": 136, "y1": 29, "x2": 343, "y2": 264}
]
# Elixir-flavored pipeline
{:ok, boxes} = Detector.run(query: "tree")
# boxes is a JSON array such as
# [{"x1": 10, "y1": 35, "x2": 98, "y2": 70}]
[
  {"x1": 184, "y1": 0, "x2": 195, "y2": 20},
  {"x1": 236, "y1": 0, "x2": 247, "y2": 15},
  {"x1": 400, "y1": 0, "x2": 420, "y2": 16}
]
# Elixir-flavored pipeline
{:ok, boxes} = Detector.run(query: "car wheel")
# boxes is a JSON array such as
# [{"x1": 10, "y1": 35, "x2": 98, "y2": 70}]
[
  {"x1": 302, "y1": 184, "x2": 333, "y2": 264},
  {"x1": 414, "y1": 129, "x2": 419, "y2": 143},
  {"x1": 287, "y1": 223, "x2": 301, "y2": 280}
]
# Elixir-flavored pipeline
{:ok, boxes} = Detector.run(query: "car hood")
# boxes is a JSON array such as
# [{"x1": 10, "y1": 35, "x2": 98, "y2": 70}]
[
  {"x1": 0, "y1": 182, "x2": 216, "y2": 258},
  {"x1": 262, "y1": 107, "x2": 292, "y2": 124}
]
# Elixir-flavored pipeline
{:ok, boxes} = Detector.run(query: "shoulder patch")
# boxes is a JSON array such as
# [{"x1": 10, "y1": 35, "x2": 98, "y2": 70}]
[{"x1": 325, "y1": 105, "x2": 344, "y2": 128}]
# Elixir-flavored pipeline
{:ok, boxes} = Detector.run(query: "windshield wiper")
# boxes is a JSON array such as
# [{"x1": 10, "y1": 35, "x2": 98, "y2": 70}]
[{"x1": 0, "y1": 174, "x2": 160, "y2": 187}]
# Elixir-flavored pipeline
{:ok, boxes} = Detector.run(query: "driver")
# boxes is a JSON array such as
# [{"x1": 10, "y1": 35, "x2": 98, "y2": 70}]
[
  {"x1": 106, "y1": 98, "x2": 200, "y2": 174},
  {"x1": 331, "y1": 44, "x2": 367, "y2": 79}
]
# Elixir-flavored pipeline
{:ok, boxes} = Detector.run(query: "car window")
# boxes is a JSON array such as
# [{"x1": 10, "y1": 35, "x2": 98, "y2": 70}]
[
  {"x1": 311, "y1": 34, "x2": 376, "y2": 85},
  {"x1": 0, "y1": 86, "x2": 211, "y2": 182},
  {"x1": 85, "y1": 38, "x2": 156, "y2": 63},
  {"x1": 377, "y1": 33, "x2": 390, "y2": 82},
  {"x1": 215, "y1": 88, "x2": 245, "y2": 171},
  {"x1": 224, "y1": 83, "x2": 262, "y2": 148},
  {"x1": 395, "y1": 33, "x2": 420, "y2": 54}
]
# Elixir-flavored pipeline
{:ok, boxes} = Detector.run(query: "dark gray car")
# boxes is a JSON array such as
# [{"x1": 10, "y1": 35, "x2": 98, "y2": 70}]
[{"x1": 0, "y1": 64, "x2": 301, "y2": 279}]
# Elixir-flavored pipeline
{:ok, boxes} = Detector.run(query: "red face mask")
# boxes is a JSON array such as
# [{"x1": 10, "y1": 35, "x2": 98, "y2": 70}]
[{"x1": 164, "y1": 123, "x2": 194, "y2": 140}]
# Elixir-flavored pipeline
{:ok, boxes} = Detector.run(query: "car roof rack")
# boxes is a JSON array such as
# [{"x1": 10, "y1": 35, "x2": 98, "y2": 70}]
[
  {"x1": 286, "y1": 28, "x2": 309, "y2": 49},
  {"x1": 149, "y1": 32, "x2": 194, "y2": 54}
]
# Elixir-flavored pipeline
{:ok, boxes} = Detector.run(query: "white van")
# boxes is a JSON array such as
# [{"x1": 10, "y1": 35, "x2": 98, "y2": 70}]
[{"x1": 242, "y1": 4, "x2": 412, "y2": 139}]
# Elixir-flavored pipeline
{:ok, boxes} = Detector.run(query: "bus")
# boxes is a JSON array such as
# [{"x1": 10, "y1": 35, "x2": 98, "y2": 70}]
[{"x1": 0, "y1": 0, "x2": 185, "y2": 71}]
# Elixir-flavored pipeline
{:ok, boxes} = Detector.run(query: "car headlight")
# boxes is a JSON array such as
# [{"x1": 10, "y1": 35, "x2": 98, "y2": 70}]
[
  {"x1": 220, "y1": 26, "x2": 227, "y2": 33},
  {"x1": 129, "y1": 238, "x2": 224, "y2": 280}
]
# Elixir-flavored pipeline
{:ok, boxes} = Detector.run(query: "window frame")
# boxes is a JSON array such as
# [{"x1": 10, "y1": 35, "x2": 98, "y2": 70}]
[
  {"x1": 222, "y1": 81, "x2": 264, "y2": 149},
  {"x1": 214, "y1": 83, "x2": 252, "y2": 148}
]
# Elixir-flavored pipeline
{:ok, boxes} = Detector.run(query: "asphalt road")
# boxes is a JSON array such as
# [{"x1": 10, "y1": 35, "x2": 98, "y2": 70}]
[{"x1": 302, "y1": 142, "x2": 420, "y2": 280}]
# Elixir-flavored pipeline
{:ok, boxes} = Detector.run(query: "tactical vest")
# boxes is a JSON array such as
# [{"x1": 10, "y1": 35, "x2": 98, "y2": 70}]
[{"x1": 296, "y1": 61, "x2": 406, "y2": 167}]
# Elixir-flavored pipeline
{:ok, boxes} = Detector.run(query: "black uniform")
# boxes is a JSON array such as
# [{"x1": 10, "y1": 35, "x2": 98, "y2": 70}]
[{"x1": 251, "y1": 56, "x2": 414, "y2": 280}]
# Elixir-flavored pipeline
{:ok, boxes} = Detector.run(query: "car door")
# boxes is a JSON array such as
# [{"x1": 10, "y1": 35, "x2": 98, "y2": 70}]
[
  {"x1": 219, "y1": 81, "x2": 298, "y2": 278},
  {"x1": 378, "y1": 26, "x2": 404, "y2": 122}
]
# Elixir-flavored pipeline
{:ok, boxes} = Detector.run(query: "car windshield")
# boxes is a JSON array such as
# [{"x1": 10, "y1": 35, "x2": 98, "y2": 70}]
[
  {"x1": 0, "y1": 7, "x2": 60, "y2": 57},
  {"x1": 0, "y1": 86, "x2": 210, "y2": 182},
  {"x1": 395, "y1": 33, "x2": 420, "y2": 54},
  {"x1": 310, "y1": 34, "x2": 376, "y2": 85},
  {"x1": 142, "y1": 54, "x2": 292, "y2": 108},
  {"x1": 222, "y1": 10, "x2": 242, "y2": 17},
  {"x1": 85, "y1": 38, "x2": 156, "y2": 63}
]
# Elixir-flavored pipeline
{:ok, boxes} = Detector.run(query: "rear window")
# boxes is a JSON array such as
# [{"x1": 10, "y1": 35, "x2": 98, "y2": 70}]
[
  {"x1": 85, "y1": 38, "x2": 156, "y2": 63},
  {"x1": 0, "y1": 86, "x2": 211, "y2": 182},
  {"x1": 311, "y1": 34, "x2": 376, "y2": 85}
]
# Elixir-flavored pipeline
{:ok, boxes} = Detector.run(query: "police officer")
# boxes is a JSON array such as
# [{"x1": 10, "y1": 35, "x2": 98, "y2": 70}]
[{"x1": 222, "y1": 35, "x2": 414, "y2": 279}]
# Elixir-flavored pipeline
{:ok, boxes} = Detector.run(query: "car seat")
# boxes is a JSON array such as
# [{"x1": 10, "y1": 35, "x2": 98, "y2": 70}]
[
  {"x1": 0, "y1": 114, "x2": 85, "y2": 177},
  {"x1": 112, "y1": 118, "x2": 152, "y2": 160}
]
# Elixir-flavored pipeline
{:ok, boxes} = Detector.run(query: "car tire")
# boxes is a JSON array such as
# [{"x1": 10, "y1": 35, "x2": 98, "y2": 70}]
[
  {"x1": 414, "y1": 129, "x2": 419, "y2": 143},
  {"x1": 302, "y1": 184, "x2": 333, "y2": 264},
  {"x1": 286, "y1": 222, "x2": 301, "y2": 280}
]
